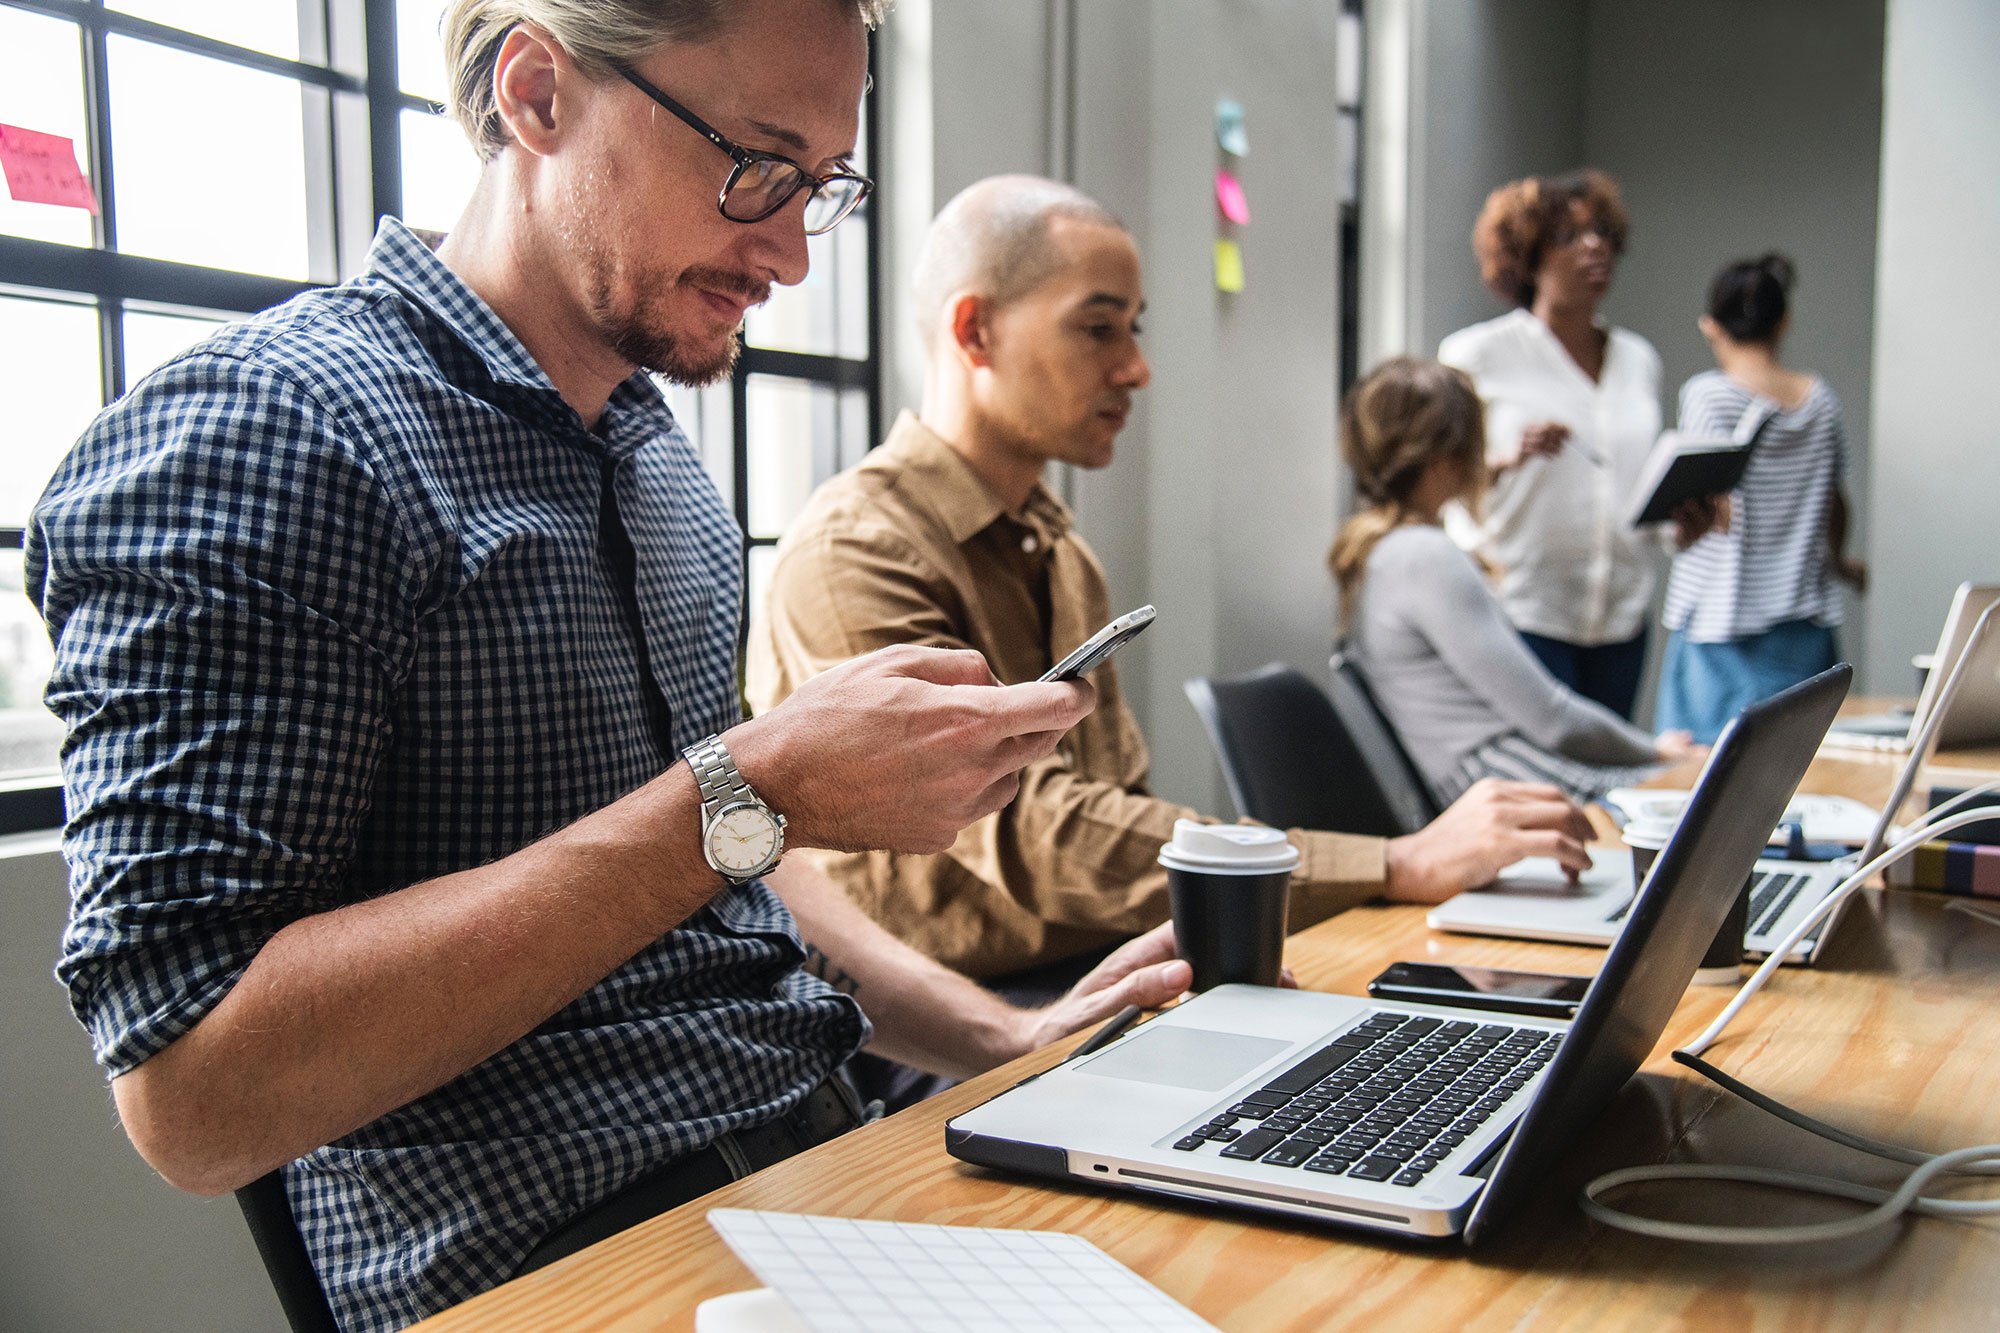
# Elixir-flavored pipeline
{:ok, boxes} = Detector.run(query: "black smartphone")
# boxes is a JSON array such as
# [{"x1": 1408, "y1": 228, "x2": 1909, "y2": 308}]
[
  {"x1": 1039, "y1": 605, "x2": 1156, "y2": 682},
  {"x1": 1365, "y1": 961, "x2": 1591, "y2": 1019}
]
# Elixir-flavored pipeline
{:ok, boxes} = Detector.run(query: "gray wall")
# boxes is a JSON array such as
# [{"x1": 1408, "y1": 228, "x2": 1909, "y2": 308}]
[
  {"x1": 1411, "y1": 0, "x2": 1587, "y2": 358},
  {"x1": 0, "y1": 837, "x2": 282, "y2": 1331},
  {"x1": 1866, "y1": 0, "x2": 2000, "y2": 686},
  {"x1": 889, "y1": 0, "x2": 1356, "y2": 811}
]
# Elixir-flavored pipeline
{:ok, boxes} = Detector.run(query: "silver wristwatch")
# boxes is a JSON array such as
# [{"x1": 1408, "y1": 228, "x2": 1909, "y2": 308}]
[{"x1": 684, "y1": 734, "x2": 786, "y2": 883}]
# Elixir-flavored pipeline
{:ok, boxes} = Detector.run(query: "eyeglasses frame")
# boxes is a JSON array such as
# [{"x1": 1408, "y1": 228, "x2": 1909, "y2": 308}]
[{"x1": 611, "y1": 61, "x2": 874, "y2": 235}]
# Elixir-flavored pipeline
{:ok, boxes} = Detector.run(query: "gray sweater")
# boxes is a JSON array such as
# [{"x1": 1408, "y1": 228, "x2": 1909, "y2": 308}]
[{"x1": 1349, "y1": 524, "x2": 1658, "y2": 793}]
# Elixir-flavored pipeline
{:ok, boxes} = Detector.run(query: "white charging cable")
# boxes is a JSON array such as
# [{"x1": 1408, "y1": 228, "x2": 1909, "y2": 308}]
[
  {"x1": 1682, "y1": 790, "x2": 2000, "y2": 1059},
  {"x1": 1581, "y1": 782, "x2": 2000, "y2": 1244}
]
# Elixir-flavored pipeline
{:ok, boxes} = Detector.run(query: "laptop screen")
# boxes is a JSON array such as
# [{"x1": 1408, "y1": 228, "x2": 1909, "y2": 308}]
[{"x1": 1462, "y1": 664, "x2": 1851, "y2": 1244}]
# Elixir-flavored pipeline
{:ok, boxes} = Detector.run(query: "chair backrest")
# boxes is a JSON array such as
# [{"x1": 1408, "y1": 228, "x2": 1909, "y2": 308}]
[
  {"x1": 1183, "y1": 662, "x2": 1413, "y2": 838},
  {"x1": 1327, "y1": 650, "x2": 1441, "y2": 834},
  {"x1": 236, "y1": 1171, "x2": 340, "y2": 1333}
]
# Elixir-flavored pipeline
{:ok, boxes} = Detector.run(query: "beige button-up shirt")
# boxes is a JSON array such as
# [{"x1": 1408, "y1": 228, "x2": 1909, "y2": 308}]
[{"x1": 746, "y1": 412, "x2": 1386, "y2": 980}]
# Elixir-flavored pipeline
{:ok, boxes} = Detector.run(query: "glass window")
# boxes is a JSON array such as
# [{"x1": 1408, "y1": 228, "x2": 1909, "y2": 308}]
[
  {"x1": 0, "y1": 294, "x2": 101, "y2": 529},
  {"x1": 399, "y1": 108, "x2": 481, "y2": 236},
  {"x1": 746, "y1": 543, "x2": 780, "y2": 648},
  {"x1": 107, "y1": 34, "x2": 312, "y2": 280},
  {"x1": 107, "y1": 0, "x2": 302, "y2": 62},
  {"x1": 656, "y1": 377, "x2": 736, "y2": 511},
  {"x1": 745, "y1": 376, "x2": 869, "y2": 539},
  {"x1": 743, "y1": 218, "x2": 871, "y2": 360},
  {"x1": 0, "y1": 9, "x2": 92, "y2": 248},
  {"x1": 397, "y1": 0, "x2": 453, "y2": 103},
  {"x1": 0, "y1": 549, "x2": 62, "y2": 779},
  {"x1": 122, "y1": 308, "x2": 228, "y2": 392}
]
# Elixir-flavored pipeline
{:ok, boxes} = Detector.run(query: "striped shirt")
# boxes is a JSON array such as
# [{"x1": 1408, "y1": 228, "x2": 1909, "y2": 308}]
[
  {"x1": 30, "y1": 218, "x2": 866, "y2": 1332},
  {"x1": 1662, "y1": 371, "x2": 1847, "y2": 642}
]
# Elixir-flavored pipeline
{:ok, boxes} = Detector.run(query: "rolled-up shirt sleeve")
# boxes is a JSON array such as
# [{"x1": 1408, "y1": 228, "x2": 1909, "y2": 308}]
[{"x1": 30, "y1": 352, "x2": 418, "y2": 1076}]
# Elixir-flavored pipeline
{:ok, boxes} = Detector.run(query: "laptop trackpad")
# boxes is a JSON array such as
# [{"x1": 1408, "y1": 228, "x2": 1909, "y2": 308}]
[{"x1": 1080, "y1": 1026, "x2": 1292, "y2": 1092}]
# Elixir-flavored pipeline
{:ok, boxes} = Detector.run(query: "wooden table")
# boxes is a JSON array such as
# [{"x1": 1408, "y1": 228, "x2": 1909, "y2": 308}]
[{"x1": 418, "y1": 732, "x2": 2000, "y2": 1331}]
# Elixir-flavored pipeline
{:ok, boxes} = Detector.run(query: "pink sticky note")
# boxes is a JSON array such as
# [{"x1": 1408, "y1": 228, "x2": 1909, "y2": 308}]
[
  {"x1": 1215, "y1": 169, "x2": 1250, "y2": 225},
  {"x1": 0, "y1": 124, "x2": 99, "y2": 214}
]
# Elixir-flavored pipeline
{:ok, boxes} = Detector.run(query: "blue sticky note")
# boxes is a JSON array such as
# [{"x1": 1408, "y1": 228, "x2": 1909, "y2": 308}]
[{"x1": 1216, "y1": 98, "x2": 1249, "y2": 156}]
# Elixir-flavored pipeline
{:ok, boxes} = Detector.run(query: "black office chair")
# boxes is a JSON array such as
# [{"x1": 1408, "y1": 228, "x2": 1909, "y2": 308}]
[
  {"x1": 236, "y1": 1172, "x2": 340, "y2": 1333},
  {"x1": 1184, "y1": 662, "x2": 1418, "y2": 838},
  {"x1": 1327, "y1": 650, "x2": 1441, "y2": 834}
]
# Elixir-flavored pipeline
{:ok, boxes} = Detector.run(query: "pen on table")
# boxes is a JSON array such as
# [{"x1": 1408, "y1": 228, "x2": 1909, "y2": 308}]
[{"x1": 1068, "y1": 1004, "x2": 1144, "y2": 1061}]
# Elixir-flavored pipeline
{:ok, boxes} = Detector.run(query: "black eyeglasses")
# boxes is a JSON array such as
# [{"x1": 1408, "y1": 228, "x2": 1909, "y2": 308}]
[{"x1": 613, "y1": 63, "x2": 873, "y2": 236}]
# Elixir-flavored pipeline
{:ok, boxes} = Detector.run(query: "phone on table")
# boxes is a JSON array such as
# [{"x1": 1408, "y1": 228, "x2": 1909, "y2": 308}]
[
  {"x1": 1365, "y1": 961, "x2": 1591, "y2": 1019},
  {"x1": 1039, "y1": 605, "x2": 1157, "y2": 683}
]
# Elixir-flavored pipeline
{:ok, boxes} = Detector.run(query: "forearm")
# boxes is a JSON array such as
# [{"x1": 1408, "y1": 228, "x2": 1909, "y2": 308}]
[
  {"x1": 766, "y1": 858, "x2": 1021, "y2": 1080},
  {"x1": 114, "y1": 762, "x2": 722, "y2": 1195}
]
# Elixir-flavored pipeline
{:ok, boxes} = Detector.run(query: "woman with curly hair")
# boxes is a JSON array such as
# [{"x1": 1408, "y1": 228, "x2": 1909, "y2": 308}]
[
  {"x1": 1332, "y1": 357, "x2": 1692, "y2": 806},
  {"x1": 1439, "y1": 169, "x2": 1663, "y2": 719}
]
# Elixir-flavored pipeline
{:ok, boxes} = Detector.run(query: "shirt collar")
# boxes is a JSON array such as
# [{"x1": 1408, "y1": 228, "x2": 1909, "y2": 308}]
[
  {"x1": 363, "y1": 217, "x2": 672, "y2": 458},
  {"x1": 880, "y1": 410, "x2": 1073, "y2": 547}
]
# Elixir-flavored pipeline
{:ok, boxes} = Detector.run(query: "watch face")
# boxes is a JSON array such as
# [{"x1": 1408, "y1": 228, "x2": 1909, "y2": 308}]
[{"x1": 707, "y1": 803, "x2": 781, "y2": 875}]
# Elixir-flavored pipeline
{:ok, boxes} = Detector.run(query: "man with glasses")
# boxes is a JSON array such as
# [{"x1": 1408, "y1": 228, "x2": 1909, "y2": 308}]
[
  {"x1": 749, "y1": 176, "x2": 1599, "y2": 1105},
  {"x1": 28, "y1": 4, "x2": 1189, "y2": 1329}
]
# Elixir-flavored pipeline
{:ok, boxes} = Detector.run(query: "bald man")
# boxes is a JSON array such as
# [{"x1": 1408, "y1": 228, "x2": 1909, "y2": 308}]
[{"x1": 746, "y1": 176, "x2": 1593, "y2": 1057}]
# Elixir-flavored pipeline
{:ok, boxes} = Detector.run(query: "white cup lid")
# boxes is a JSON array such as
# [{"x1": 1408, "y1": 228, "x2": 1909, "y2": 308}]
[
  {"x1": 1622, "y1": 816, "x2": 1677, "y2": 850},
  {"x1": 1158, "y1": 819, "x2": 1301, "y2": 873}
]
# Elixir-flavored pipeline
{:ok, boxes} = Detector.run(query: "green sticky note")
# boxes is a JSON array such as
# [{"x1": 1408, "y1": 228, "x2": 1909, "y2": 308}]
[{"x1": 1214, "y1": 238, "x2": 1245, "y2": 293}]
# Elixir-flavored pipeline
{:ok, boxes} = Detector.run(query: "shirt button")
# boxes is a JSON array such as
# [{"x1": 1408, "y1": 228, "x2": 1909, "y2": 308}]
[{"x1": 1021, "y1": 534, "x2": 1039, "y2": 553}]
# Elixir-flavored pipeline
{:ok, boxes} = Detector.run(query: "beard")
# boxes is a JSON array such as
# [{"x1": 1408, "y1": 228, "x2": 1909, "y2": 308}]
[{"x1": 586, "y1": 261, "x2": 770, "y2": 388}]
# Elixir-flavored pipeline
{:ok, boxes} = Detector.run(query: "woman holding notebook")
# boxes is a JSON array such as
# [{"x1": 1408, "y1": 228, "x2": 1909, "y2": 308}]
[
  {"x1": 1332, "y1": 358, "x2": 1695, "y2": 807},
  {"x1": 1439, "y1": 169, "x2": 1662, "y2": 720},
  {"x1": 1655, "y1": 255, "x2": 1868, "y2": 743}
]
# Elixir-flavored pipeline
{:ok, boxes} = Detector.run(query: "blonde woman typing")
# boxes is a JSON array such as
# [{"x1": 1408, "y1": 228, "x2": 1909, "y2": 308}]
[{"x1": 1333, "y1": 358, "x2": 1696, "y2": 806}]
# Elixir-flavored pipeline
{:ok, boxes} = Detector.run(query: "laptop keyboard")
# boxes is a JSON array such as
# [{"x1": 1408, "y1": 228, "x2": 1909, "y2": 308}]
[
  {"x1": 1604, "y1": 867, "x2": 1813, "y2": 931},
  {"x1": 1749, "y1": 871, "x2": 1812, "y2": 934},
  {"x1": 1169, "y1": 1011, "x2": 1559, "y2": 1187}
]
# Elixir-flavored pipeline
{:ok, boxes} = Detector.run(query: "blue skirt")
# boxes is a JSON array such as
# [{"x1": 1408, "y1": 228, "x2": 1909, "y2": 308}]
[{"x1": 1655, "y1": 620, "x2": 1839, "y2": 744}]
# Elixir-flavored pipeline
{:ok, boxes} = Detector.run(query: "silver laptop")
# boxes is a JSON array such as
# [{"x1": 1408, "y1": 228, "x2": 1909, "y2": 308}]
[
  {"x1": 947, "y1": 668, "x2": 1849, "y2": 1243},
  {"x1": 1827, "y1": 582, "x2": 2000, "y2": 752},
  {"x1": 1428, "y1": 664, "x2": 1942, "y2": 965}
]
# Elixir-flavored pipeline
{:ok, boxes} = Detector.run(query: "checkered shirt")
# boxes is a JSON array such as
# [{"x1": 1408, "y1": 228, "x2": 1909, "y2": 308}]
[{"x1": 29, "y1": 218, "x2": 866, "y2": 1332}]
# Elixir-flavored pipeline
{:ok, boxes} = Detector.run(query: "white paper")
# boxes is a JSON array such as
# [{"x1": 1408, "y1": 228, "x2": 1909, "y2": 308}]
[{"x1": 708, "y1": 1208, "x2": 1220, "y2": 1333}]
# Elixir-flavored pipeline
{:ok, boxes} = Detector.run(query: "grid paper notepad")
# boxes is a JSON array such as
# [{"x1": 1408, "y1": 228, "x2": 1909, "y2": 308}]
[{"x1": 707, "y1": 1208, "x2": 1221, "y2": 1332}]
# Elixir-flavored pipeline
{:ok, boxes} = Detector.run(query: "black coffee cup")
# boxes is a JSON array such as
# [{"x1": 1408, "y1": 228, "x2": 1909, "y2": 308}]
[
  {"x1": 1159, "y1": 819, "x2": 1298, "y2": 991},
  {"x1": 1693, "y1": 877, "x2": 1750, "y2": 986}
]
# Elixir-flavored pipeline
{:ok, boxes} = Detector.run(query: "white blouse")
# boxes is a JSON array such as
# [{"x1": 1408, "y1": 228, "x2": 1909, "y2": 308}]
[{"x1": 1439, "y1": 307, "x2": 1664, "y2": 646}]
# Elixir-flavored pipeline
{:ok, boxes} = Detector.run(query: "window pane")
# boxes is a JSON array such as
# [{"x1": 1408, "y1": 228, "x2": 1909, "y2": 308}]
[
  {"x1": 109, "y1": 0, "x2": 301, "y2": 63},
  {"x1": 122, "y1": 308, "x2": 229, "y2": 393},
  {"x1": 0, "y1": 295, "x2": 102, "y2": 530},
  {"x1": 743, "y1": 213, "x2": 870, "y2": 359},
  {"x1": 655, "y1": 376, "x2": 736, "y2": 511},
  {"x1": 745, "y1": 376, "x2": 868, "y2": 538},
  {"x1": 397, "y1": 0, "x2": 452, "y2": 102},
  {"x1": 0, "y1": 549, "x2": 63, "y2": 782},
  {"x1": 108, "y1": 36, "x2": 311, "y2": 280},
  {"x1": 0, "y1": 10, "x2": 92, "y2": 248},
  {"x1": 746, "y1": 544, "x2": 779, "y2": 650},
  {"x1": 399, "y1": 108, "x2": 480, "y2": 236}
]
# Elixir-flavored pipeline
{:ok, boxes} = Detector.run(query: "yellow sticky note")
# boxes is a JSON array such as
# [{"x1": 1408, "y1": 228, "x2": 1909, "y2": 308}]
[{"x1": 1214, "y1": 238, "x2": 1245, "y2": 294}]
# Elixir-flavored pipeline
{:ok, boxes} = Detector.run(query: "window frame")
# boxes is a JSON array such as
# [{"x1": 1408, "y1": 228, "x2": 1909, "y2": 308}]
[{"x1": 0, "y1": 1, "x2": 882, "y2": 832}]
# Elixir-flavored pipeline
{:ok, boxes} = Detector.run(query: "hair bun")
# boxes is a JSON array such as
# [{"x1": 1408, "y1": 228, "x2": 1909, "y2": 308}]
[{"x1": 1757, "y1": 252, "x2": 1796, "y2": 292}]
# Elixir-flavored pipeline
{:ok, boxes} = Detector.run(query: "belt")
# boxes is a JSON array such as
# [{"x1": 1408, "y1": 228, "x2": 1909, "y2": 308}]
[{"x1": 517, "y1": 1073, "x2": 871, "y2": 1275}]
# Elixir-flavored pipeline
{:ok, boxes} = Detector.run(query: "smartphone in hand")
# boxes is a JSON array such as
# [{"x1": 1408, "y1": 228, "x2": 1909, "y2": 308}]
[{"x1": 1039, "y1": 605, "x2": 1157, "y2": 683}]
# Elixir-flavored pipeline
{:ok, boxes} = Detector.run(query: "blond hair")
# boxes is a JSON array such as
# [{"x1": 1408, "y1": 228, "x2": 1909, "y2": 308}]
[
  {"x1": 441, "y1": 0, "x2": 888, "y2": 161},
  {"x1": 1329, "y1": 358, "x2": 1488, "y2": 628}
]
